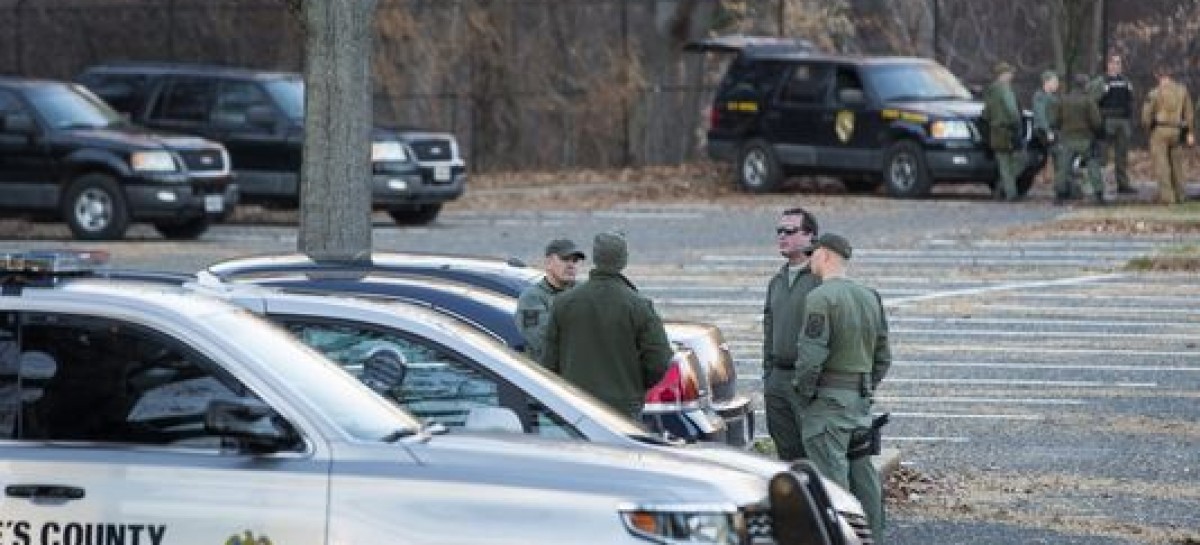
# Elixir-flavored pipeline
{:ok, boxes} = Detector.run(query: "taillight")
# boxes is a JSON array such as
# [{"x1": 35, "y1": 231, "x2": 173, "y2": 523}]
[
  {"x1": 645, "y1": 356, "x2": 701, "y2": 407},
  {"x1": 707, "y1": 106, "x2": 720, "y2": 130}
]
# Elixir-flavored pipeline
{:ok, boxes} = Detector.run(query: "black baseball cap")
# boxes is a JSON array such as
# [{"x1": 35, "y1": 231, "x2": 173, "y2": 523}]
[{"x1": 544, "y1": 238, "x2": 586, "y2": 260}]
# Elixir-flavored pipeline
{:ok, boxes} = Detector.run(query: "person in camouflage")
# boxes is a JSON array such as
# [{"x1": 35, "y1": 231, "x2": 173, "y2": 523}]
[
  {"x1": 514, "y1": 238, "x2": 585, "y2": 363},
  {"x1": 543, "y1": 231, "x2": 673, "y2": 419},
  {"x1": 794, "y1": 233, "x2": 892, "y2": 540},
  {"x1": 1142, "y1": 65, "x2": 1195, "y2": 204},
  {"x1": 983, "y1": 61, "x2": 1021, "y2": 201},
  {"x1": 1053, "y1": 73, "x2": 1106, "y2": 205}
]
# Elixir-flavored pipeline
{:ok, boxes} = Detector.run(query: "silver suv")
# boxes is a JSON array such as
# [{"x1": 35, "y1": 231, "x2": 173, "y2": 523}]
[{"x1": 1, "y1": 251, "x2": 864, "y2": 545}]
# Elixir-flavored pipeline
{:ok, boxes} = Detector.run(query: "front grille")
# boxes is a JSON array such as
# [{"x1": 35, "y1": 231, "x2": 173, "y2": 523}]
[
  {"x1": 744, "y1": 509, "x2": 775, "y2": 545},
  {"x1": 407, "y1": 138, "x2": 453, "y2": 162},
  {"x1": 843, "y1": 512, "x2": 874, "y2": 545},
  {"x1": 178, "y1": 148, "x2": 227, "y2": 174}
]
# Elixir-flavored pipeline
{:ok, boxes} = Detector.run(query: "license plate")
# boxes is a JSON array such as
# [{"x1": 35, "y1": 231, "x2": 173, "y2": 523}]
[
  {"x1": 434, "y1": 165, "x2": 451, "y2": 182},
  {"x1": 204, "y1": 194, "x2": 224, "y2": 213}
]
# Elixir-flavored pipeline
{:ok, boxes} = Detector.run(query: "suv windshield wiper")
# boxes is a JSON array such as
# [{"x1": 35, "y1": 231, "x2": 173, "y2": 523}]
[
  {"x1": 56, "y1": 122, "x2": 108, "y2": 130},
  {"x1": 380, "y1": 428, "x2": 419, "y2": 443}
]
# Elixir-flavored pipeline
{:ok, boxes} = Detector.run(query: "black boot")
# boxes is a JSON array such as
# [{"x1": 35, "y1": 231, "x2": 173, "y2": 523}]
[{"x1": 1117, "y1": 185, "x2": 1137, "y2": 194}]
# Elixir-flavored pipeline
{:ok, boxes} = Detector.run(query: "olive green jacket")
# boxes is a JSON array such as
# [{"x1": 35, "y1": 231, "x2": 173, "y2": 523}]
[
  {"x1": 793, "y1": 277, "x2": 892, "y2": 401},
  {"x1": 983, "y1": 81, "x2": 1020, "y2": 151},
  {"x1": 763, "y1": 263, "x2": 821, "y2": 372},
  {"x1": 1053, "y1": 91, "x2": 1102, "y2": 141},
  {"x1": 543, "y1": 270, "x2": 673, "y2": 417},
  {"x1": 514, "y1": 278, "x2": 566, "y2": 363}
]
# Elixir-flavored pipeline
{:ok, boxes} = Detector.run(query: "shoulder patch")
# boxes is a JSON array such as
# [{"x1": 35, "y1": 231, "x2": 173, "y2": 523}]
[
  {"x1": 521, "y1": 309, "x2": 542, "y2": 328},
  {"x1": 804, "y1": 313, "x2": 827, "y2": 338}
]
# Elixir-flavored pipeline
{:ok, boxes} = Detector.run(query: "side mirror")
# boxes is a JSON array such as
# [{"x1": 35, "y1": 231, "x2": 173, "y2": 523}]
[
  {"x1": 464, "y1": 407, "x2": 524, "y2": 433},
  {"x1": 205, "y1": 398, "x2": 300, "y2": 453},
  {"x1": 1, "y1": 112, "x2": 36, "y2": 135},
  {"x1": 837, "y1": 88, "x2": 865, "y2": 106},
  {"x1": 244, "y1": 105, "x2": 277, "y2": 129}
]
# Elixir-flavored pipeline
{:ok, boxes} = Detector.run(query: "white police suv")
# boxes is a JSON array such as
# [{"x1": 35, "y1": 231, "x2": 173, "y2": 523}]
[{"x1": 0, "y1": 250, "x2": 861, "y2": 545}]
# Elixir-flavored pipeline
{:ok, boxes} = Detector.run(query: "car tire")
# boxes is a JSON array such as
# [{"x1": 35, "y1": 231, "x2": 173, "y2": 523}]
[
  {"x1": 736, "y1": 139, "x2": 783, "y2": 193},
  {"x1": 62, "y1": 173, "x2": 130, "y2": 240},
  {"x1": 883, "y1": 140, "x2": 932, "y2": 198},
  {"x1": 154, "y1": 216, "x2": 210, "y2": 240},
  {"x1": 388, "y1": 203, "x2": 442, "y2": 226}
]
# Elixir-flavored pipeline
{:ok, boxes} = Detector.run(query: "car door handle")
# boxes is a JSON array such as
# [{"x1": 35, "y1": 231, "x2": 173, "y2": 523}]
[{"x1": 5, "y1": 485, "x2": 86, "y2": 500}]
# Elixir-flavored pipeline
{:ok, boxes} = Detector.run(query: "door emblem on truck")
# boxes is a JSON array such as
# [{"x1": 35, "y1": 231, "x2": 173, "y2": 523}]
[
  {"x1": 226, "y1": 530, "x2": 273, "y2": 545},
  {"x1": 835, "y1": 110, "x2": 855, "y2": 143}
]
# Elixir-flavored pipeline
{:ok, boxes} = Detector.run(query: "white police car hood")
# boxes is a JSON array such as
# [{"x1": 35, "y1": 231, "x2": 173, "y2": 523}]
[{"x1": 347, "y1": 431, "x2": 768, "y2": 504}]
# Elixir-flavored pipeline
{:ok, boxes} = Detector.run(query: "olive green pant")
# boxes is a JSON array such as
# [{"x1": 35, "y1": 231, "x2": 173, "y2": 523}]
[
  {"x1": 1099, "y1": 118, "x2": 1133, "y2": 190},
  {"x1": 1045, "y1": 143, "x2": 1072, "y2": 197},
  {"x1": 993, "y1": 150, "x2": 1020, "y2": 200},
  {"x1": 1149, "y1": 127, "x2": 1188, "y2": 204},
  {"x1": 1056, "y1": 137, "x2": 1103, "y2": 198},
  {"x1": 801, "y1": 389, "x2": 884, "y2": 539},
  {"x1": 764, "y1": 367, "x2": 807, "y2": 461}
]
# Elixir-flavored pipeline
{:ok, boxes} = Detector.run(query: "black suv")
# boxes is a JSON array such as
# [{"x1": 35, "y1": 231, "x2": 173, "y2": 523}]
[
  {"x1": 689, "y1": 37, "x2": 1045, "y2": 198},
  {"x1": 0, "y1": 77, "x2": 235, "y2": 240},
  {"x1": 76, "y1": 63, "x2": 467, "y2": 225}
]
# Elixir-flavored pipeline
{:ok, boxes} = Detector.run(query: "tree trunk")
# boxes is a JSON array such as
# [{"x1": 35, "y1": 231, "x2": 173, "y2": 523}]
[{"x1": 298, "y1": 0, "x2": 377, "y2": 260}]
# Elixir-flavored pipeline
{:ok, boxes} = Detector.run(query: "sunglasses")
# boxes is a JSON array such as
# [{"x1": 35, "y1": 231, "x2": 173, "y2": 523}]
[{"x1": 775, "y1": 227, "x2": 805, "y2": 236}]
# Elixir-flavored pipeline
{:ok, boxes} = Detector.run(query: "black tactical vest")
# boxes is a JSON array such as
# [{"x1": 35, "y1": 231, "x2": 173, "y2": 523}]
[{"x1": 1098, "y1": 75, "x2": 1133, "y2": 118}]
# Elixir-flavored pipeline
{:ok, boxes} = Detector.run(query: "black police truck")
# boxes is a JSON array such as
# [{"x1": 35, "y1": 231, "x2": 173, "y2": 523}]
[
  {"x1": 0, "y1": 77, "x2": 235, "y2": 240},
  {"x1": 688, "y1": 37, "x2": 1046, "y2": 198}
]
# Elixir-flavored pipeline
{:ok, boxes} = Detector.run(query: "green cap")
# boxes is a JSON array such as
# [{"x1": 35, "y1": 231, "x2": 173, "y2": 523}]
[
  {"x1": 812, "y1": 233, "x2": 853, "y2": 259},
  {"x1": 1041, "y1": 70, "x2": 1058, "y2": 82},
  {"x1": 994, "y1": 61, "x2": 1015, "y2": 76},
  {"x1": 544, "y1": 238, "x2": 585, "y2": 260}
]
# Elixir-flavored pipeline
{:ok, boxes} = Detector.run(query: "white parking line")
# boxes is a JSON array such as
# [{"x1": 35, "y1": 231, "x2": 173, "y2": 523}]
[
  {"x1": 886, "y1": 273, "x2": 1124, "y2": 305},
  {"x1": 875, "y1": 396, "x2": 1087, "y2": 405},
  {"x1": 891, "y1": 361, "x2": 1200, "y2": 372},
  {"x1": 890, "y1": 316, "x2": 1200, "y2": 329},
  {"x1": 727, "y1": 342, "x2": 1200, "y2": 358},
  {"x1": 911, "y1": 303, "x2": 1200, "y2": 317},
  {"x1": 891, "y1": 328, "x2": 1200, "y2": 341},
  {"x1": 886, "y1": 378, "x2": 1157, "y2": 387},
  {"x1": 888, "y1": 412, "x2": 1044, "y2": 421}
]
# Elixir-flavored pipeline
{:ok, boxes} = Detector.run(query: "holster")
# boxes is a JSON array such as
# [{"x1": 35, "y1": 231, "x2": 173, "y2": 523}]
[{"x1": 848, "y1": 413, "x2": 890, "y2": 460}]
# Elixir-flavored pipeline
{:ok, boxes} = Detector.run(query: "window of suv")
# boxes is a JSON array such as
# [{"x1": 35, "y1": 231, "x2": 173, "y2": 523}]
[
  {"x1": 7, "y1": 312, "x2": 264, "y2": 448},
  {"x1": 25, "y1": 85, "x2": 123, "y2": 130},
  {"x1": 780, "y1": 63, "x2": 832, "y2": 104},
  {"x1": 78, "y1": 73, "x2": 151, "y2": 115},
  {"x1": 718, "y1": 59, "x2": 787, "y2": 102},
  {"x1": 151, "y1": 77, "x2": 217, "y2": 123},
  {"x1": 214, "y1": 80, "x2": 272, "y2": 130},
  {"x1": 263, "y1": 78, "x2": 303, "y2": 121},
  {"x1": 865, "y1": 62, "x2": 972, "y2": 102}
]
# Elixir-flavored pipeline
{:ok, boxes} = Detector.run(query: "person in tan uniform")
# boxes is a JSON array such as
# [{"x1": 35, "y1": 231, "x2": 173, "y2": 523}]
[{"x1": 1141, "y1": 66, "x2": 1195, "y2": 204}]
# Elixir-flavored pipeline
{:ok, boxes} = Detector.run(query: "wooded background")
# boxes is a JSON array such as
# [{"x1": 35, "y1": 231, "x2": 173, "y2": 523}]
[{"x1": 2, "y1": 0, "x2": 1198, "y2": 173}]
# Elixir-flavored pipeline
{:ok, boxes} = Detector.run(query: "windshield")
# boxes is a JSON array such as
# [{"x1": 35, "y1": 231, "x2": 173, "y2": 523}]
[
  {"x1": 206, "y1": 309, "x2": 422, "y2": 440},
  {"x1": 865, "y1": 62, "x2": 972, "y2": 102},
  {"x1": 27, "y1": 84, "x2": 125, "y2": 130},
  {"x1": 264, "y1": 78, "x2": 304, "y2": 121}
]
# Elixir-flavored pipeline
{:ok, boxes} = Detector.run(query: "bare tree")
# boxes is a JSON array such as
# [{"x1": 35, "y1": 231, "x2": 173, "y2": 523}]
[{"x1": 295, "y1": 0, "x2": 377, "y2": 259}]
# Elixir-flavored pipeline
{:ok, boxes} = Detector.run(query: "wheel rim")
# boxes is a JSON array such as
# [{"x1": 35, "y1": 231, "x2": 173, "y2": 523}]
[
  {"x1": 741, "y1": 148, "x2": 768, "y2": 187},
  {"x1": 73, "y1": 187, "x2": 112, "y2": 232},
  {"x1": 888, "y1": 151, "x2": 917, "y2": 192}
]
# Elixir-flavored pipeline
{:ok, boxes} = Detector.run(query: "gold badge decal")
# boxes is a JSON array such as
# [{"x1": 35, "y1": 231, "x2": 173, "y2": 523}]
[{"x1": 835, "y1": 110, "x2": 855, "y2": 143}]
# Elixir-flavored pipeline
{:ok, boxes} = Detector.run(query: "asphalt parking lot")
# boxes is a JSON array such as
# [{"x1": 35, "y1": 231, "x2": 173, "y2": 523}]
[{"x1": 3, "y1": 189, "x2": 1198, "y2": 544}]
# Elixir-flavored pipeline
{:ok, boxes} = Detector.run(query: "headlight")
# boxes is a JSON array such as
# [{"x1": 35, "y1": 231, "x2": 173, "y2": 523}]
[
  {"x1": 131, "y1": 151, "x2": 178, "y2": 173},
  {"x1": 620, "y1": 505, "x2": 741, "y2": 545},
  {"x1": 929, "y1": 120, "x2": 972, "y2": 139},
  {"x1": 371, "y1": 141, "x2": 410, "y2": 162}
]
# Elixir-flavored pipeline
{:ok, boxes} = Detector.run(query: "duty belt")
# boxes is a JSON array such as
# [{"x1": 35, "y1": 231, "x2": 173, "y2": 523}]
[{"x1": 817, "y1": 370, "x2": 869, "y2": 391}]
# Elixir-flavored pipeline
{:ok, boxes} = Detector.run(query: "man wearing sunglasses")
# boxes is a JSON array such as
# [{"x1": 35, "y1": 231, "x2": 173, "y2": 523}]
[
  {"x1": 516, "y1": 238, "x2": 586, "y2": 363},
  {"x1": 761, "y1": 207, "x2": 820, "y2": 462}
]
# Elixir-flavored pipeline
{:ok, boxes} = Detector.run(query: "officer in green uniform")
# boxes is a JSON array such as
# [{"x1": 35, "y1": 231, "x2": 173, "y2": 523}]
[
  {"x1": 543, "y1": 231, "x2": 673, "y2": 418},
  {"x1": 1053, "y1": 74, "x2": 1105, "y2": 205},
  {"x1": 514, "y1": 238, "x2": 585, "y2": 363},
  {"x1": 762, "y1": 207, "x2": 821, "y2": 461},
  {"x1": 983, "y1": 61, "x2": 1021, "y2": 201},
  {"x1": 793, "y1": 233, "x2": 892, "y2": 539},
  {"x1": 1032, "y1": 70, "x2": 1069, "y2": 203},
  {"x1": 1142, "y1": 65, "x2": 1195, "y2": 205}
]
